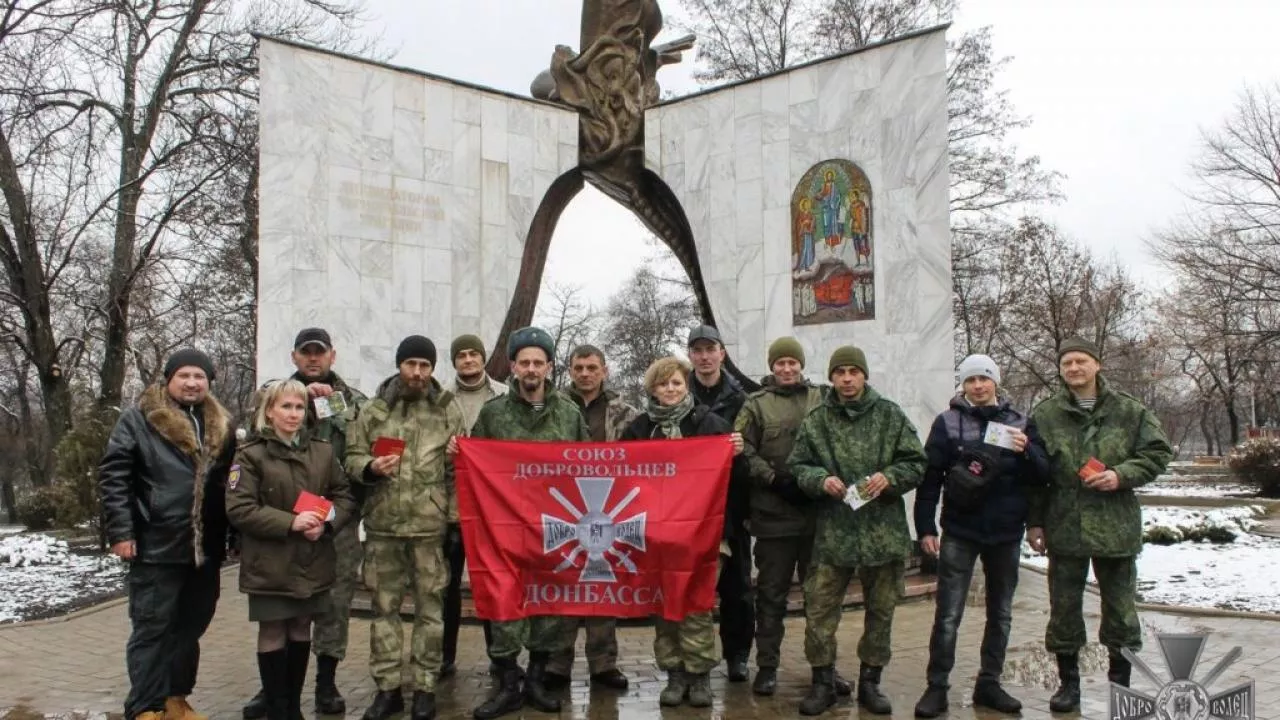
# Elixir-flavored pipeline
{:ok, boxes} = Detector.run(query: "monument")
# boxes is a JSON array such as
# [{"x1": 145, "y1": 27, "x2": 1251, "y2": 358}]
[{"x1": 256, "y1": 0, "x2": 952, "y2": 434}]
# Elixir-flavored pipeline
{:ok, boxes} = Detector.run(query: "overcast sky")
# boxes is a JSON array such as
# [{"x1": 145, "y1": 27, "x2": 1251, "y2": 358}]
[{"x1": 360, "y1": 0, "x2": 1280, "y2": 307}]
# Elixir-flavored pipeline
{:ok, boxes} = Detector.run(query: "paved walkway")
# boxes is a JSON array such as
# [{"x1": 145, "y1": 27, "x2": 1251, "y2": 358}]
[{"x1": 1, "y1": 567, "x2": 1276, "y2": 720}]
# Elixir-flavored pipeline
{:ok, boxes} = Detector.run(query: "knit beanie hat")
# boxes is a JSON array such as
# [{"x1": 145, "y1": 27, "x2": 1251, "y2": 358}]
[
  {"x1": 827, "y1": 346, "x2": 869, "y2": 379},
  {"x1": 450, "y1": 334, "x2": 486, "y2": 363},
  {"x1": 1058, "y1": 336, "x2": 1101, "y2": 363},
  {"x1": 957, "y1": 354, "x2": 1001, "y2": 385},
  {"x1": 396, "y1": 335, "x2": 437, "y2": 367},
  {"x1": 507, "y1": 326, "x2": 555, "y2": 361},
  {"x1": 163, "y1": 348, "x2": 216, "y2": 382},
  {"x1": 767, "y1": 337, "x2": 805, "y2": 369}
]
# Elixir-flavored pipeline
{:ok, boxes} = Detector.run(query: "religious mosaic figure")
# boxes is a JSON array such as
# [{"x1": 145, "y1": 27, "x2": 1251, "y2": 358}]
[{"x1": 791, "y1": 160, "x2": 874, "y2": 326}]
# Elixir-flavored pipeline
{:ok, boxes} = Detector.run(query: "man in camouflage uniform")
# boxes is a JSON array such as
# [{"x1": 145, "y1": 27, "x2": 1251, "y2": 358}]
[
  {"x1": 469, "y1": 327, "x2": 590, "y2": 719},
  {"x1": 1028, "y1": 337, "x2": 1172, "y2": 712},
  {"x1": 788, "y1": 346, "x2": 926, "y2": 716},
  {"x1": 543, "y1": 344, "x2": 639, "y2": 691},
  {"x1": 345, "y1": 335, "x2": 465, "y2": 720},
  {"x1": 242, "y1": 328, "x2": 368, "y2": 719},
  {"x1": 735, "y1": 337, "x2": 841, "y2": 697},
  {"x1": 441, "y1": 334, "x2": 507, "y2": 677}
]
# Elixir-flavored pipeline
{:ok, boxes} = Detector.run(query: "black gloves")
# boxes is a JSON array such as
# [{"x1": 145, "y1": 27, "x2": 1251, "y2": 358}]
[{"x1": 772, "y1": 470, "x2": 811, "y2": 506}]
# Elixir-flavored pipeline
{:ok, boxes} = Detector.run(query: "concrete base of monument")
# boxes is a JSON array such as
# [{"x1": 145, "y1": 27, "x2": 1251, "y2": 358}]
[{"x1": 351, "y1": 563, "x2": 939, "y2": 623}]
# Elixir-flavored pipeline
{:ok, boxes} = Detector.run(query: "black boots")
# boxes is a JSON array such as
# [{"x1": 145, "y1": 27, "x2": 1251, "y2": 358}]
[
  {"x1": 255, "y1": 649, "x2": 289, "y2": 720},
  {"x1": 660, "y1": 667, "x2": 689, "y2": 707},
  {"x1": 752, "y1": 667, "x2": 778, "y2": 696},
  {"x1": 590, "y1": 668, "x2": 629, "y2": 690},
  {"x1": 1109, "y1": 649, "x2": 1133, "y2": 687},
  {"x1": 973, "y1": 678, "x2": 1022, "y2": 713},
  {"x1": 799, "y1": 666, "x2": 838, "y2": 716},
  {"x1": 857, "y1": 664, "x2": 892, "y2": 715},
  {"x1": 314, "y1": 654, "x2": 345, "y2": 715},
  {"x1": 727, "y1": 654, "x2": 750, "y2": 682},
  {"x1": 523, "y1": 652, "x2": 563, "y2": 712},
  {"x1": 361, "y1": 689, "x2": 404, "y2": 720},
  {"x1": 473, "y1": 659, "x2": 524, "y2": 719},
  {"x1": 1049, "y1": 653, "x2": 1081, "y2": 712},
  {"x1": 410, "y1": 691, "x2": 436, "y2": 720},
  {"x1": 285, "y1": 641, "x2": 311, "y2": 720},
  {"x1": 913, "y1": 684, "x2": 948, "y2": 718},
  {"x1": 243, "y1": 691, "x2": 267, "y2": 720},
  {"x1": 833, "y1": 669, "x2": 853, "y2": 697}
]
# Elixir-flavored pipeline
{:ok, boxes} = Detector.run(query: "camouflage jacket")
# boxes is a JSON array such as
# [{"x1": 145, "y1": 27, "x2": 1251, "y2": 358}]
[
  {"x1": 787, "y1": 386, "x2": 926, "y2": 568},
  {"x1": 472, "y1": 381, "x2": 590, "y2": 442},
  {"x1": 344, "y1": 376, "x2": 465, "y2": 539},
  {"x1": 568, "y1": 386, "x2": 639, "y2": 442},
  {"x1": 1029, "y1": 376, "x2": 1173, "y2": 557},
  {"x1": 735, "y1": 376, "x2": 824, "y2": 538}
]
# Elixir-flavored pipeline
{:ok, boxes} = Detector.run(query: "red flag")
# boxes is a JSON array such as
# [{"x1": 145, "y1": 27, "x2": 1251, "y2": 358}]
[{"x1": 455, "y1": 436, "x2": 733, "y2": 622}]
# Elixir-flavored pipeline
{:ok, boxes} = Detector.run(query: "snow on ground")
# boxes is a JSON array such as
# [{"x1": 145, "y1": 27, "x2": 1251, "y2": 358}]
[
  {"x1": 0, "y1": 525, "x2": 25, "y2": 536},
  {"x1": 1136, "y1": 478, "x2": 1259, "y2": 497},
  {"x1": 1022, "y1": 505, "x2": 1280, "y2": 613},
  {"x1": 0, "y1": 533, "x2": 126, "y2": 624}
]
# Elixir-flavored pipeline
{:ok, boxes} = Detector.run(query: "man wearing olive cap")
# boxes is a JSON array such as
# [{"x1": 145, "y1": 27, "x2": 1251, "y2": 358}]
[
  {"x1": 468, "y1": 326, "x2": 590, "y2": 719},
  {"x1": 787, "y1": 346, "x2": 926, "y2": 716},
  {"x1": 1029, "y1": 337, "x2": 1172, "y2": 712}
]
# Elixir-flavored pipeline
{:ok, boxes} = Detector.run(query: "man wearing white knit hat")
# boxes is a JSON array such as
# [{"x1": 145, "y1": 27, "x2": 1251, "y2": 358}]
[{"x1": 912, "y1": 354, "x2": 1049, "y2": 718}]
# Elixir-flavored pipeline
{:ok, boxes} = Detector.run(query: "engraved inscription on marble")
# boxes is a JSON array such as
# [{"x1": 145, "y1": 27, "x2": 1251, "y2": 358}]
[{"x1": 337, "y1": 181, "x2": 445, "y2": 232}]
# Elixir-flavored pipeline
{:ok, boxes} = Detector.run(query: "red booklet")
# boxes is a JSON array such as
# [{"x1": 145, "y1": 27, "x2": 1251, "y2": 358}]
[
  {"x1": 372, "y1": 436, "x2": 407, "y2": 458},
  {"x1": 1078, "y1": 457, "x2": 1106, "y2": 481},
  {"x1": 293, "y1": 490, "x2": 334, "y2": 520}
]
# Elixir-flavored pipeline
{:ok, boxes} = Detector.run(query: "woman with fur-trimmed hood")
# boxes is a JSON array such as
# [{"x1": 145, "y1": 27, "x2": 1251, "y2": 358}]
[{"x1": 98, "y1": 348, "x2": 238, "y2": 720}]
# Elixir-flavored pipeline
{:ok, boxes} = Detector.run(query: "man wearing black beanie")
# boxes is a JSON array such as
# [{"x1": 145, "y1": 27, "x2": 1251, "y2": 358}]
[
  {"x1": 344, "y1": 335, "x2": 464, "y2": 720},
  {"x1": 99, "y1": 348, "x2": 237, "y2": 720}
]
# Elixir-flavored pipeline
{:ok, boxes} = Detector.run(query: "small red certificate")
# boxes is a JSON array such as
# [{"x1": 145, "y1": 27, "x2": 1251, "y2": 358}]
[
  {"x1": 293, "y1": 490, "x2": 334, "y2": 520},
  {"x1": 1078, "y1": 457, "x2": 1106, "y2": 481},
  {"x1": 372, "y1": 436, "x2": 406, "y2": 458}
]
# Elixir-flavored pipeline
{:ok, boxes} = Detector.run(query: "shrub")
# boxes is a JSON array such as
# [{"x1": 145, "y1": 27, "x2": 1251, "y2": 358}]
[
  {"x1": 1143, "y1": 526, "x2": 1181, "y2": 545},
  {"x1": 1226, "y1": 438, "x2": 1280, "y2": 497},
  {"x1": 15, "y1": 484, "x2": 85, "y2": 531}
]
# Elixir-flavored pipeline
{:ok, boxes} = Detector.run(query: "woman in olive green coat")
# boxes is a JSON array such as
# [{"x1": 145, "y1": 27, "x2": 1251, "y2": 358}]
[{"x1": 227, "y1": 379, "x2": 356, "y2": 720}]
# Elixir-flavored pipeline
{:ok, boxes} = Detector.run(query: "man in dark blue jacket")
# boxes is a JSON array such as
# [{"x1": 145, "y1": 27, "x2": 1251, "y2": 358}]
[{"x1": 912, "y1": 355, "x2": 1049, "y2": 718}]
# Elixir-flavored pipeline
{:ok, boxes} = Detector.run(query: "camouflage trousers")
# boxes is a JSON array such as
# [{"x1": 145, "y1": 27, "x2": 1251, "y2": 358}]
[
  {"x1": 654, "y1": 556, "x2": 721, "y2": 675},
  {"x1": 489, "y1": 615, "x2": 574, "y2": 660},
  {"x1": 804, "y1": 560, "x2": 904, "y2": 668},
  {"x1": 546, "y1": 617, "x2": 619, "y2": 676},
  {"x1": 1045, "y1": 554, "x2": 1142, "y2": 654},
  {"x1": 363, "y1": 535, "x2": 448, "y2": 692},
  {"x1": 311, "y1": 518, "x2": 363, "y2": 660}
]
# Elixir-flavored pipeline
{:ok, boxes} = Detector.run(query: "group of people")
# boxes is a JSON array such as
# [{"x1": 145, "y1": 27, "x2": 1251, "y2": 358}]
[{"x1": 98, "y1": 319, "x2": 1172, "y2": 720}]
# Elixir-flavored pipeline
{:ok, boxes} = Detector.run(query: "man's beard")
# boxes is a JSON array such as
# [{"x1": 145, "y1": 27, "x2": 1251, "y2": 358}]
[
  {"x1": 520, "y1": 375, "x2": 543, "y2": 393},
  {"x1": 401, "y1": 378, "x2": 427, "y2": 400}
]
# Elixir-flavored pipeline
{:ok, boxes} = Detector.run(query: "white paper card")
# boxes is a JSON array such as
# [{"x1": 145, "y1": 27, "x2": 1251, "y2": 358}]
[
  {"x1": 843, "y1": 480, "x2": 872, "y2": 512},
  {"x1": 313, "y1": 391, "x2": 348, "y2": 419},
  {"x1": 984, "y1": 421, "x2": 1019, "y2": 450}
]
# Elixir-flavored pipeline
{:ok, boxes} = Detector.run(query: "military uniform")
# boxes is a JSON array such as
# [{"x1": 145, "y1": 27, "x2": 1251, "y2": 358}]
[
  {"x1": 1030, "y1": 377, "x2": 1172, "y2": 658},
  {"x1": 788, "y1": 383, "x2": 925, "y2": 713},
  {"x1": 734, "y1": 377, "x2": 823, "y2": 674},
  {"x1": 296, "y1": 374, "x2": 370, "y2": 666},
  {"x1": 546, "y1": 387, "x2": 639, "y2": 681},
  {"x1": 471, "y1": 383, "x2": 590, "y2": 661},
  {"x1": 344, "y1": 376, "x2": 465, "y2": 697}
]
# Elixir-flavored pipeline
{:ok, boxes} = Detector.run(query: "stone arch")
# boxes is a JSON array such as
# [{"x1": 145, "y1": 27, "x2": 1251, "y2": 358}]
[{"x1": 790, "y1": 159, "x2": 875, "y2": 326}]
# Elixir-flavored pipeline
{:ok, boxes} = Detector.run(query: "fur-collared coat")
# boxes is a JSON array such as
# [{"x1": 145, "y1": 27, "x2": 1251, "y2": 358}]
[{"x1": 99, "y1": 383, "x2": 237, "y2": 566}]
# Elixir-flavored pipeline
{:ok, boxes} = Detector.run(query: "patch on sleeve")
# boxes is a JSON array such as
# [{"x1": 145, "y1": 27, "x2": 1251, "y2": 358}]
[{"x1": 228, "y1": 465, "x2": 241, "y2": 490}]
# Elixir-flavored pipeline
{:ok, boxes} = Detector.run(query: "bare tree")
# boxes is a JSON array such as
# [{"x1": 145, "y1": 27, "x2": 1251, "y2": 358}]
[
  {"x1": 534, "y1": 282, "x2": 598, "y2": 390},
  {"x1": 600, "y1": 264, "x2": 697, "y2": 406},
  {"x1": 677, "y1": 0, "x2": 818, "y2": 83}
]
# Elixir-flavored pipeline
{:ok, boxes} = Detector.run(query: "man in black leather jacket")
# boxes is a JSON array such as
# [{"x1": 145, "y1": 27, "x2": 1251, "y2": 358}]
[{"x1": 98, "y1": 348, "x2": 237, "y2": 720}]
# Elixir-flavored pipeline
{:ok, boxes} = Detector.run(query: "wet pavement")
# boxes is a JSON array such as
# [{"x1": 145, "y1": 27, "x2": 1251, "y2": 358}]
[{"x1": 2, "y1": 566, "x2": 1277, "y2": 719}]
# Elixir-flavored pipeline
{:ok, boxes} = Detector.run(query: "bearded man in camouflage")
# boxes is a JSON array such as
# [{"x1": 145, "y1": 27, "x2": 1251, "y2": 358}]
[
  {"x1": 788, "y1": 346, "x2": 926, "y2": 716},
  {"x1": 345, "y1": 335, "x2": 465, "y2": 720},
  {"x1": 1028, "y1": 337, "x2": 1172, "y2": 713},
  {"x1": 470, "y1": 326, "x2": 590, "y2": 720}
]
